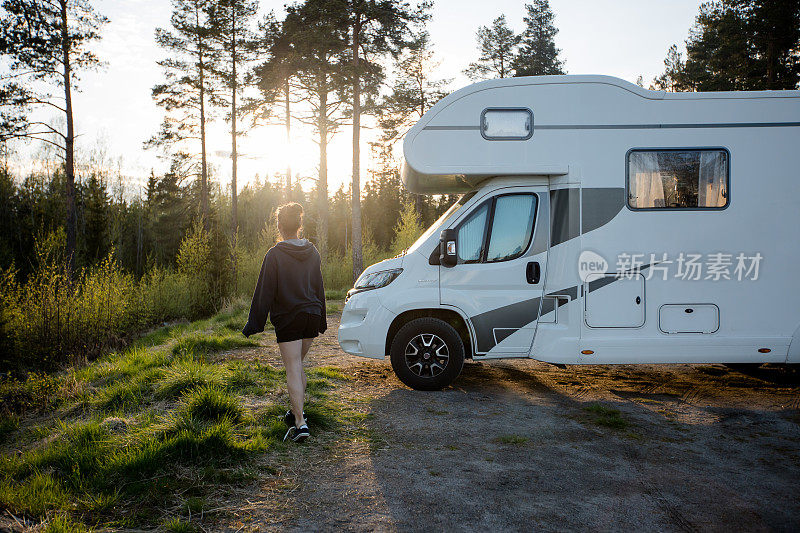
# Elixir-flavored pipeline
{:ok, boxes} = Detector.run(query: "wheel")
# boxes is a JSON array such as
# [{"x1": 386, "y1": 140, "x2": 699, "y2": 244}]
[{"x1": 390, "y1": 318, "x2": 465, "y2": 391}]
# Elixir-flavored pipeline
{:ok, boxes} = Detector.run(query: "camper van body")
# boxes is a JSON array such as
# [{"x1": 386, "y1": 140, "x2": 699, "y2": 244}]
[{"x1": 337, "y1": 75, "x2": 800, "y2": 390}]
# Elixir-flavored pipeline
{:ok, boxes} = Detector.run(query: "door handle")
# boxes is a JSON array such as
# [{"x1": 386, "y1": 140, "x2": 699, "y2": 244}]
[
  {"x1": 526, "y1": 262, "x2": 541, "y2": 284},
  {"x1": 636, "y1": 296, "x2": 641, "y2": 305}
]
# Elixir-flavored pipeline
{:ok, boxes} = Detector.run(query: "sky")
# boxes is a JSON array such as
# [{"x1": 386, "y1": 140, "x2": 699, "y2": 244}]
[{"x1": 12, "y1": 0, "x2": 705, "y2": 196}]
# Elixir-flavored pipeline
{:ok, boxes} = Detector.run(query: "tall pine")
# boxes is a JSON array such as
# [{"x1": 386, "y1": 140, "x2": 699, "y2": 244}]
[
  {"x1": 0, "y1": 0, "x2": 107, "y2": 271},
  {"x1": 208, "y1": 0, "x2": 259, "y2": 242},
  {"x1": 512, "y1": 0, "x2": 564, "y2": 76},
  {"x1": 281, "y1": 0, "x2": 350, "y2": 259},
  {"x1": 655, "y1": 0, "x2": 800, "y2": 91},
  {"x1": 464, "y1": 15, "x2": 519, "y2": 80},
  {"x1": 149, "y1": 0, "x2": 221, "y2": 228},
  {"x1": 344, "y1": 0, "x2": 426, "y2": 280},
  {"x1": 378, "y1": 31, "x2": 450, "y2": 214}
]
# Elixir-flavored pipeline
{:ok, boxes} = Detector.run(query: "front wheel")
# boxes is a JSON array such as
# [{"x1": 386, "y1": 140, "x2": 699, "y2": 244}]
[{"x1": 390, "y1": 318, "x2": 465, "y2": 391}]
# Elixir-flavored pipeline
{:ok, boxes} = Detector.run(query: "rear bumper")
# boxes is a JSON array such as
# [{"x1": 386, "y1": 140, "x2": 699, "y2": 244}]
[{"x1": 337, "y1": 291, "x2": 395, "y2": 359}]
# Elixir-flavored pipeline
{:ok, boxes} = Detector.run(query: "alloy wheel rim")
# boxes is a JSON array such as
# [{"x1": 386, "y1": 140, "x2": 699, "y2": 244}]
[{"x1": 404, "y1": 333, "x2": 449, "y2": 377}]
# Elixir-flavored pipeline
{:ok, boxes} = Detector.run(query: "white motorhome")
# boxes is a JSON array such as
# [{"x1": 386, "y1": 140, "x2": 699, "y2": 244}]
[{"x1": 337, "y1": 75, "x2": 800, "y2": 390}]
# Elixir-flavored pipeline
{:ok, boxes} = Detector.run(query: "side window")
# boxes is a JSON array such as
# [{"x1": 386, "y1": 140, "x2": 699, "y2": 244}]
[
  {"x1": 486, "y1": 194, "x2": 537, "y2": 262},
  {"x1": 454, "y1": 193, "x2": 537, "y2": 264},
  {"x1": 627, "y1": 149, "x2": 729, "y2": 209},
  {"x1": 457, "y1": 203, "x2": 489, "y2": 263}
]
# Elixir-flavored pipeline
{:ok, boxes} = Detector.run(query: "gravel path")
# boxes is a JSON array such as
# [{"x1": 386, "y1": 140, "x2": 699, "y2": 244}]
[{"x1": 223, "y1": 306, "x2": 800, "y2": 532}]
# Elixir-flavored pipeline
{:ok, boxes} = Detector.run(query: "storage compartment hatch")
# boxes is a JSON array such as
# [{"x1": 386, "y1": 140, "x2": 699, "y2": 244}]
[{"x1": 659, "y1": 304, "x2": 719, "y2": 334}]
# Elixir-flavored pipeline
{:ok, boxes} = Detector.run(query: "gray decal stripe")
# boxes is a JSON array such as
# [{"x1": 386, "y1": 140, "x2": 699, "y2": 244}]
[
  {"x1": 423, "y1": 125, "x2": 481, "y2": 130},
  {"x1": 582, "y1": 188, "x2": 625, "y2": 234},
  {"x1": 468, "y1": 269, "x2": 647, "y2": 354},
  {"x1": 587, "y1": 265, "x2": 652, "y2": 293},
  {"x1": 535, "y1": 122, "x2": 800, "y2": 130},
  {"x1": 493, "y1": 329, "x2": 517, "y2": 344},
  {"x1": 550, "y1": 188, "x2": 580, "y2": 247},
  {"x1": 471, "y1": 296, "x2": 541, "y2": 353},
  {"x1": 547, "y1": 286, "x2": 578, "y2": 303},
  {"x1": 423, "y1": 122, "x2": 800, "y2": 132}
]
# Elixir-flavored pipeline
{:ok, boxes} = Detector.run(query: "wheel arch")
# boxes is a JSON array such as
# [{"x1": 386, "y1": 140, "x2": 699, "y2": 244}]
[{"x1": 385, "y1": 308, "x2": 474, "y2": 360}]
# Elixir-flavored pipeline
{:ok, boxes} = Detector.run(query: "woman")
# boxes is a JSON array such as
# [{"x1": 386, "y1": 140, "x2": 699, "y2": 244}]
[{"x1": 242, "y1": 202, "x2": 326, "y2": 443}]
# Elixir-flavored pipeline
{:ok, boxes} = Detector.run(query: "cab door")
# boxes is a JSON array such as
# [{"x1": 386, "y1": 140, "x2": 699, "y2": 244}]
[{"x1": 440, "y1": 187, "x2": 549, "y2": 357}]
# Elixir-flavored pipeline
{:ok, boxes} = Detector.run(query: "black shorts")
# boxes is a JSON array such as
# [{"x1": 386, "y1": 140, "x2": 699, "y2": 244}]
[{"x1": 275, "y1": 312, "x2": 322, "y2": 343}]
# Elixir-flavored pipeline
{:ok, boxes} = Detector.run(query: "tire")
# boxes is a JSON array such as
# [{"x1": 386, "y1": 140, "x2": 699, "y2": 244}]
[{"x1": 390, "y1": 317, "x2": 465, "y2": 391}]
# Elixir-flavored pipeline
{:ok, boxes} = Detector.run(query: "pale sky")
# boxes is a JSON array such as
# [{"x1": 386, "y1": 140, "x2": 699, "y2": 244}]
[{"x1": 12, "y1": 0, "x2": 704, "y2": 196}]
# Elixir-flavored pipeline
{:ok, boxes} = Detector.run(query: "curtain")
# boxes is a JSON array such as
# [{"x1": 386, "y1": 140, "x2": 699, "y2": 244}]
[
  {"x1": 698, "y1": 151, "x2": 726, "y2": 207},
  {"x1": 631, "y1": 152, "x2": 665, "y2": 208},
  {"x1": 457, "y1": 203, "x2": 488, "y2": 262}
]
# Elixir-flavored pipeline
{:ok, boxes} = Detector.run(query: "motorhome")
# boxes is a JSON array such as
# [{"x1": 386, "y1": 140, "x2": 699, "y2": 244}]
[{"x1": 337, "y1": 75, "x2": 800, "y2": 390}]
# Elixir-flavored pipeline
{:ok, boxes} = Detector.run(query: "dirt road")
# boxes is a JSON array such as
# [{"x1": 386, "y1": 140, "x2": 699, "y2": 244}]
[{"x1": 225, "y1": 307, "x2": 800, "y2": 532}]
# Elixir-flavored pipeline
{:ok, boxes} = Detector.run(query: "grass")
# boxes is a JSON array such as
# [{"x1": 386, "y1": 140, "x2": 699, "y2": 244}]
[
  {"x1": 325, "y1": 289, "x2": 347, "y2": 300},
  {"x1": 494, "y1": 434, "x2": 529, "y2": 445},
  {"x1": 582, "y1": 403, "x2": 631, "y2": 430},
  {"x1": 0, "y1": 300, "x2": 349, "y2": 530}
]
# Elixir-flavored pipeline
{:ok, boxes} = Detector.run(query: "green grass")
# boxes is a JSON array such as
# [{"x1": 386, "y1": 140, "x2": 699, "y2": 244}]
[
  {"x1": 156, "y1": 360, "x2": 226, "y2": 399},
  {"x1": 494, "y1": 434, "x2": 529, "y2": 445},
  {"x1": 0, "y1": 301, "x2": 350, "y2": 530},
  {"x1": 162, "y1": 517, "x2": 198, "y2": 532},
  {"x1": 0, "y1": 415, "x2": 20, "y2": 444},
  {"x1": 582, "y1": 403, "x2": 631, "y2": 430},
  {"x1": 325, "y1": 289, "x2": 347, "y2": 300},
  {"x1": 179, "y1": 386, "x2": 244, "y2": 423}
]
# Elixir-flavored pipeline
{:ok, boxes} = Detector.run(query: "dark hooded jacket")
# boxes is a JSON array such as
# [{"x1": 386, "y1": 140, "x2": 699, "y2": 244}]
[{"x1": 242, "y1": 239, "x2": 327, "y2": 337}]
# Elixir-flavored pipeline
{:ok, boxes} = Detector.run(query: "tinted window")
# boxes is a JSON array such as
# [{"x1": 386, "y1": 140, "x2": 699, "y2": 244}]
[
  {"x1": 628, "y1": 149, "x2": 728, "y2": 209},
  {"x1": 486, "y1": 194, "x2": 537, "y2": 261},
  {"x1": 457, "y1": 203, "x2": 489, "y2": 262}
]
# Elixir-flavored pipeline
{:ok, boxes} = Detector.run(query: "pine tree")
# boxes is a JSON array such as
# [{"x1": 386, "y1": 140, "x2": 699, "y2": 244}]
[
  {"x1": 148, "y1": 0, "x2": 222, "y2": 229},
  {"x1": 252, "y1": 12, "x2": 298, "y2": 196},
  {"x1": 344, "y1": 0, "x2": 427, "y2": 281},
  {"x1": 207, "y1": 0, "x2": 259, "y2": 243},
  {"x1": 279, "y1": 0, "x2": 350, "y2": 260},
  {"x1": 512, "y1": 0, "x2": 564, "y2": 77},
  {"x1": 82, "y1": 173, "x2": 109, "y2": 263},
  {"x1": 651, "y1": 45, "x2": 688, "y2": 91},
  {"x1": 0, "y1": 0, "x2": 107, "y2": 272},
  {"x1": 655, "y1": 0, "x2": 800, "y2": 92},
  {"x1": 464, "y1": 15, "x2": 520, "y2": 80},
  {"x1": 378, "y1": 31, "x2": 449, "y2": 215}
]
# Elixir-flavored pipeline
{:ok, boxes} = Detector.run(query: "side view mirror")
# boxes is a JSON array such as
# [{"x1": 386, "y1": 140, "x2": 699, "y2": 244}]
[{"x1": 439, "y1": 229, "x2": 457, "y2": 267}]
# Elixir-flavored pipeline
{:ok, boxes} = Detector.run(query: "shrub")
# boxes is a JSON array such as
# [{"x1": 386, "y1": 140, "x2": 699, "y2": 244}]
[
  {"x1": 391, "y1": 202, "x2": 424, "y2": 256},
  {"x1": 0, "y1": 227, "x2": 239, "y2": 372}
]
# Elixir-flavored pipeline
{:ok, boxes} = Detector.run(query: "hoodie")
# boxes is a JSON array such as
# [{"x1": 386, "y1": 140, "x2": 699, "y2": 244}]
[{"x1": 242, "y1": 239, "x2": 327, "y2": 337}]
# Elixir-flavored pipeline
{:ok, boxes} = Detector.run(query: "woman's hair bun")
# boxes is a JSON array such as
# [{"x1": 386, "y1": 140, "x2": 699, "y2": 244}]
[{"x1": 276, "y1": 202, "x2": 303, "y2": 235}]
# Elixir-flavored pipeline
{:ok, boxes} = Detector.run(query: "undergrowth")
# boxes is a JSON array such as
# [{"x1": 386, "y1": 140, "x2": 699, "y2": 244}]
[{"x1": 0, "y1": 299, "x2": 350, "y2": 530}]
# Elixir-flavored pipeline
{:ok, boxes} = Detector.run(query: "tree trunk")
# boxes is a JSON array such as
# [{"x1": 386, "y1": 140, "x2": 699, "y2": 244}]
[
  {"x1": 60, "y1": 0, "x2": 76, "y2": 274},
  {"x1": 284, "y1": 77, "x2": 292, "y2": 198},
  {"x1": 351, "y1": 13, "x2": 363, "y2": 281},
  {"x1": 230, "y1": 8, "x2": 238, "y2": 285},
  {"x1": 317, "y1": 81, "x2": 328, "y2": 260},
  {"x1": 196, "y1": 4, "x2": 209, "y2": 229},
  {"x1": 230, "y1": 13, "x2": 238, "y2": 241}
]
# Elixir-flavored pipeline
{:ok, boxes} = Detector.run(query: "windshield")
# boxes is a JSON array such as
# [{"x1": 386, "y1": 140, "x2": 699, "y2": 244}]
[{"x1": 406, "y1": 191, "x2": 478, "y2": 255}]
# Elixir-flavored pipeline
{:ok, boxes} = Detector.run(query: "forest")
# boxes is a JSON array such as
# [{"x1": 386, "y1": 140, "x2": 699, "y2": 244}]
[{"x1": 0, "y1": 0, "x2": 798, "y2": 372}]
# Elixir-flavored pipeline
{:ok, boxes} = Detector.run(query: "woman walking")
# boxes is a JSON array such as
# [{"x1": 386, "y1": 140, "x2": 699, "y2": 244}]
[{"x1": 242, "y1": 203, "x2": 326, "y2": 443}]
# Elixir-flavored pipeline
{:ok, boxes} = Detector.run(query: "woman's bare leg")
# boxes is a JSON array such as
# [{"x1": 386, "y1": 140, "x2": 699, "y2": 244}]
[
  {"x1": 278, "y1": 340, "x2": 305, "y2": 427},
  {"x1": 300, "y1": 338, "x2": 314, "y2": 390}
]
